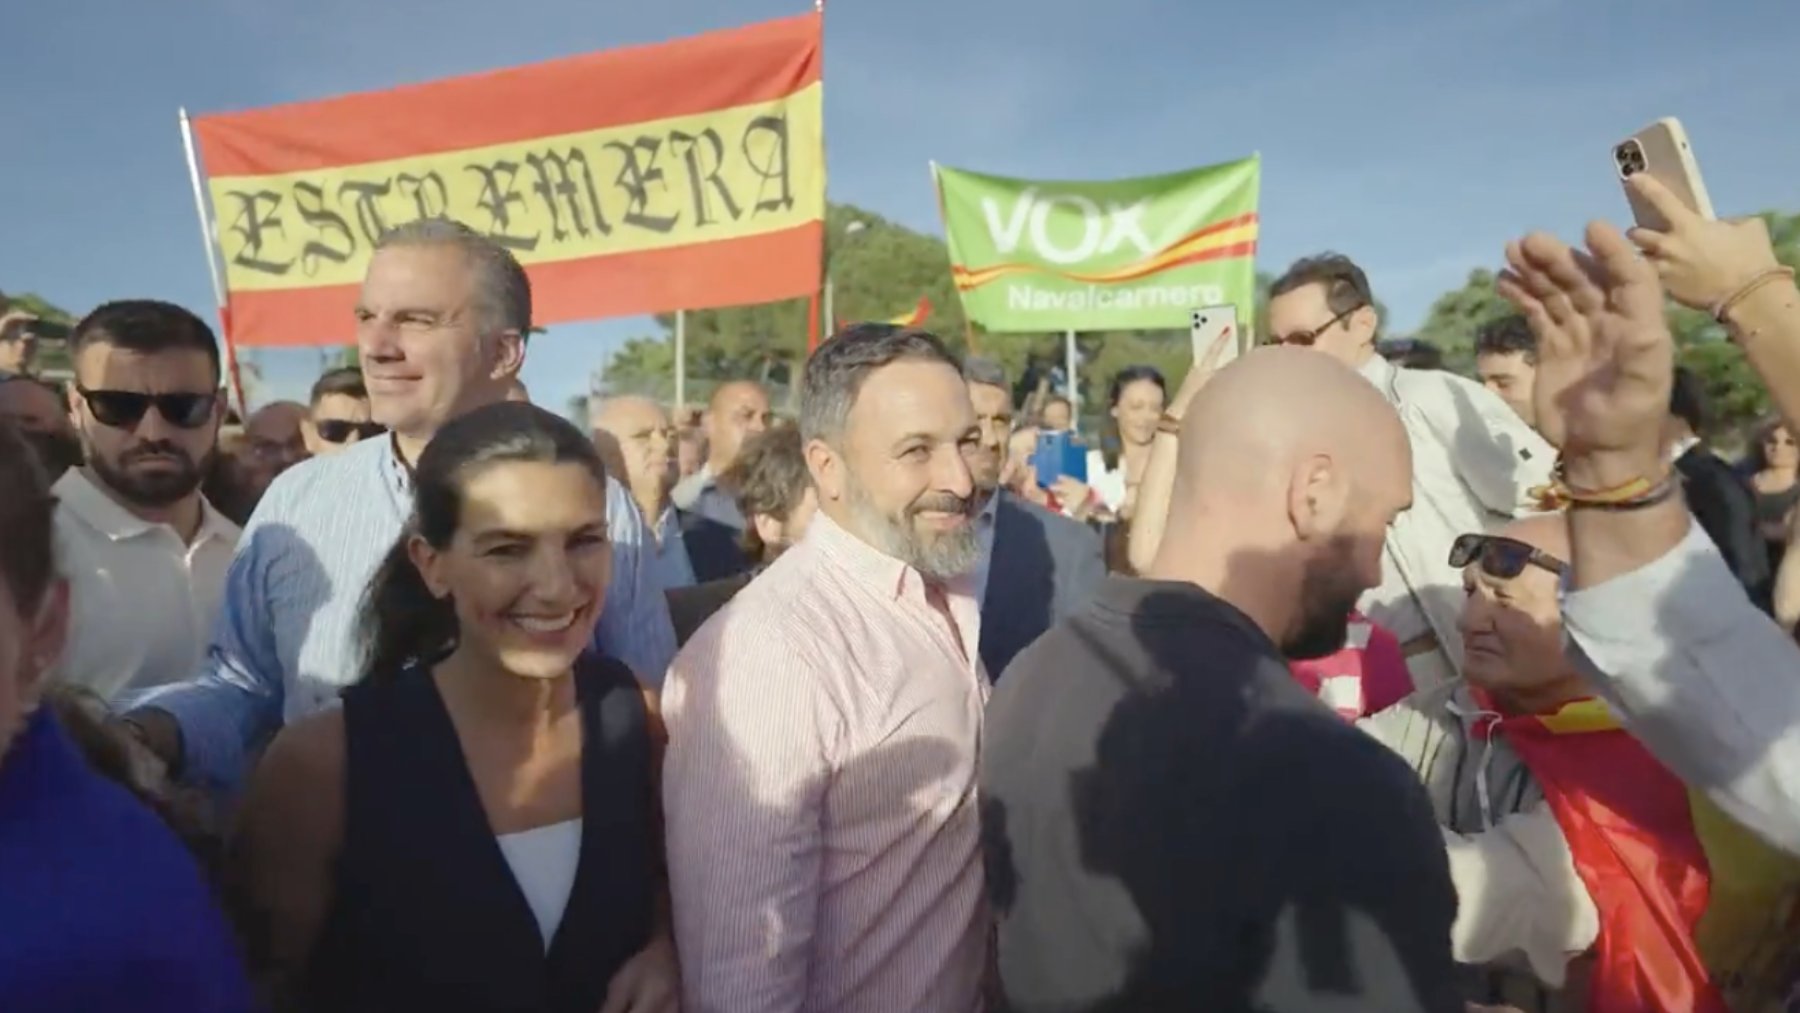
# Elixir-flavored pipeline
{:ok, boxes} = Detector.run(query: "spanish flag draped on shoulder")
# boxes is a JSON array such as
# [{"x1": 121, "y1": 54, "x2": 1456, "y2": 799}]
[
  {"x1": 192, "y1": 14, "x2": 824, "y2": 347},
  {"x1": 1475, "y1": 694, "x2": 1800, "y2": 1010}
]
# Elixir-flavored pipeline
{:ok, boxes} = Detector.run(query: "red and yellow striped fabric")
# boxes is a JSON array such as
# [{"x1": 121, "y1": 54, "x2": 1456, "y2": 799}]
[
  {"x1": 1487, "y1": 696, "x2": 1800, "y2": 1011},
  {"x1": 192, "y1": 14, "x2": 824, "y2": 346}
]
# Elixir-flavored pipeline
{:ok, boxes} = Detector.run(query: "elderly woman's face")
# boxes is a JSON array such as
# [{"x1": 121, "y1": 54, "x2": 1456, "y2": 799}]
[{"x1": 0, "y1": 574, "x2": 68, "y2": 764}]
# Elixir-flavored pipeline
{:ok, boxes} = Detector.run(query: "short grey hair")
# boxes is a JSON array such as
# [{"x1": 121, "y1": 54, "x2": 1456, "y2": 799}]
[
  {"x1": 962, "y1": 356, "x2": 1007, "y2": 391},
  {"x1": 375, "y1": 219, "x2": 532, "y2": 337},
  {"x1": 800, "y1": 323, "x2": 961, "y2": 444}
]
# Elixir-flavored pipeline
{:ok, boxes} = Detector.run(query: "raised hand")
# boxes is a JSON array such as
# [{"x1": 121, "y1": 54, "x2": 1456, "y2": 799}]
[
  {"x1": 1625, "y1": 174, "x2": 1783, "y2": 311},
  {"x1": 1496, "y1": 222, "x2": 1673, "y2": 490},
  {"x1": 1169, "y1": 322, "x2": 1240, "y2": 419}
]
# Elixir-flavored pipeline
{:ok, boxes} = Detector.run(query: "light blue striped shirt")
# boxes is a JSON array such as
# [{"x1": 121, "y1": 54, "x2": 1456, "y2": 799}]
[
  {"x1": 130, "y1": 436, "x2": 676, "y2": 792},
  {"x1": 651, "y1": 506, "x2": 697, "y2": 591}
]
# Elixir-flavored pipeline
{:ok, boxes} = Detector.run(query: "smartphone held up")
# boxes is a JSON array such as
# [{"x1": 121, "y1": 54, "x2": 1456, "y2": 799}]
[
  {"x1": 1189, "y1": 305, "x2": 1241, "y2": 367},
  {"x1": 1615, "y1": 117, "x2": 1715, "y2": 232}
]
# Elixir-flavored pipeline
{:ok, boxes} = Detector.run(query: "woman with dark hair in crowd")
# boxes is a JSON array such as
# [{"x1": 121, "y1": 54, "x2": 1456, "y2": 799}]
[
  {"x1": 229, "y1": 402, "x2": 677, "y2": 1012},
  {"x1": 1747, "y1": 416, "x2": 1800, "y2": 550},
  {"x1": 1086, "y1": 364, "x2": 1166, "y2": 522},
  {"x1": 0, "y1": 420, "x2": 252, "y2": 1011}
]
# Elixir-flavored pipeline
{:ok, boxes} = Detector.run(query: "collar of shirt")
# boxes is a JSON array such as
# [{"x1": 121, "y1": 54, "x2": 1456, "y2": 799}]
[
  {"x1": 53, "y1": 468, "x2": 236, "y2": 547},
  {"x1": 977, "y1": 488, "x2": 1001, "y2": 527},
  {"x1": 1358, "y1": 351, "x2": 1399, "y2": 394},
  {"x1": 381, "y1": 432, "x2": 414, "y2": 496},
  {"x1": 1670, "y1": 435, "x2": 1702, "y2": 463},
  {"x1": 808, "y1": 509, "x2": 979, "y2": 605}
]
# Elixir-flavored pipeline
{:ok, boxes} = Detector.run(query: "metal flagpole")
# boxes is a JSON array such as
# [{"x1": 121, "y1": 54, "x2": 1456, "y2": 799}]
[
  {"x1": 178, "y1": 107, "x2": 248, "y2": 416},
  {"x1": 1064, "y1": 329, "x2": 1078, "y2": 425},
  {"x1": 674, "y1": 309, "x2": 687, "y2": 416}
]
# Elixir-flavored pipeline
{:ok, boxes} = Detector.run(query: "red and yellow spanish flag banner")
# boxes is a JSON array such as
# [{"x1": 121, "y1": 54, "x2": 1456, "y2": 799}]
[
  {"x1": 1477, "y1": 695, "x2": 1800, "y2": 1011},
  {"x1": 835, "y1": 295, "x2": 932, "y2": 331},
  {"x1": 192, "y1": 14, "x2": 824, "y2": 347}
]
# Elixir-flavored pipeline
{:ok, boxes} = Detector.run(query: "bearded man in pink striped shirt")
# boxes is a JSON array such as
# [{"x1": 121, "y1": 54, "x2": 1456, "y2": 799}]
[{"x1": 661, "y1": 324, "x2": 992, "y2": 1011}]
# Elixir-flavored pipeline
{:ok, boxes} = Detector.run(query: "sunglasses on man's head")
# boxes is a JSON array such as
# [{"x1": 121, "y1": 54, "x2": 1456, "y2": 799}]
[
  {"x1": 1448, "y1": 533, "x2": 1568, "y2": 580},
  {"x1": 77, "y1": 387, "x2": 217, "y2": 430},
  {"x1": 314, "y1": 419, "x2": 387, "y2": 444}
]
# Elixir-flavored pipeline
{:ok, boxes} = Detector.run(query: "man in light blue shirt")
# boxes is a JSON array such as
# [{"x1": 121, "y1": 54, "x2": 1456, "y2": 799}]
[
  {"x1": 124, "y1": 220, "x2": 675, "y2": 791},
  {"x1": 593, "y1": 394, "x2": 696, "y2": 591}
]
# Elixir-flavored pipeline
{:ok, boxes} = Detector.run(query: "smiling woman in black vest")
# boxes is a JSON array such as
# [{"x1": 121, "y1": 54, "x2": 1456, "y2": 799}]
[{"x1": 229, "y1": 401, "x2": 677, "y2": 1012}]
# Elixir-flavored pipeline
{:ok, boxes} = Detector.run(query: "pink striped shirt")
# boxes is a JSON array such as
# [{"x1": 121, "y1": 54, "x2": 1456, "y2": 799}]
[{"x1": 661, "y1": 510, "x2": 990, "y2": 1012}]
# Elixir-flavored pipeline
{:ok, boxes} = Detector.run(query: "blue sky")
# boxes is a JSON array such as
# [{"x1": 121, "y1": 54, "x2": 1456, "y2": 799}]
[{"x1": 4, "y1": 0, "x2": 1797, "y2": 415}]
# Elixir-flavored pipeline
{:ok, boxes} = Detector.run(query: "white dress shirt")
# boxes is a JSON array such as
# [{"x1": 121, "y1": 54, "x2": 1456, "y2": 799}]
[
  {"x1": 1356, "y1": 355, "x2": 1555, "y2": 686},
  {"x1": 1565, "y1": 519, "x2": 1800, "y2": 855},
  {"x1": 51, "y1": 469, "x2": 240, "y2": 701}
]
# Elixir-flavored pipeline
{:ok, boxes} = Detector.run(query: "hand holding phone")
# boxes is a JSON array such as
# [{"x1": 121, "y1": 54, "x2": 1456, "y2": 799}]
[
  {"x1": 1171, "y1": 306, "x2": 1241, "y2": 420},
  {"x1": 1615, "y1": 119, "x2": 1787, "y2": 313},
  {"x1": 1033, "y1": 430, "x2": 1088, "y2": 491},
  {"x1": 1615, "y1": 117, "x2": 1714, "y2": 232}
]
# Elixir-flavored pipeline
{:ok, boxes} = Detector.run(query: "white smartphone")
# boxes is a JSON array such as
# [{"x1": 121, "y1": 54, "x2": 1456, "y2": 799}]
[
  {"x1": 1615, "y1": 117, "x2": 1715, "y2": 230},
  {"x1": 1190, "y1": 305, "x2": 1242, "y2": 366}
]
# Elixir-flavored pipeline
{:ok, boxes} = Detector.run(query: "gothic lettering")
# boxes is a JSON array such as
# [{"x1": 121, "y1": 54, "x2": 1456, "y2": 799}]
[
  {"x1": 223, "y1": 190, "x2": 294, "y2": 276},
  {"x1": 741, "y1": 115, "x2": 794, "y2": 215},
  {"x1": 525, "y1": 148, "x2": 611, "y2": 242},
  {"x1": 605, "y1": 136, "x2": 680, "y2": 233},
  {"x1": 337, "y1": 179, "x2": 395, "y2": 245},
  {"x1": 396, "y1": 172, "x2": 450, "y2": 220},
  {"x1": 463, "y1": 160, "x2": 540, "y2": 250},
  {"x1": 669, "y1": 128, "x2": 742, "y2": 227},
  {"x1": 292, "y1": 182, "x2": 355, "y2": 276}
]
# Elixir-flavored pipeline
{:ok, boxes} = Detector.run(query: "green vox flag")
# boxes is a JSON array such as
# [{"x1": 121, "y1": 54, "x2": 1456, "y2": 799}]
[{"x1": 932, "y1": 155, "x2": 1260, "y2": 333}]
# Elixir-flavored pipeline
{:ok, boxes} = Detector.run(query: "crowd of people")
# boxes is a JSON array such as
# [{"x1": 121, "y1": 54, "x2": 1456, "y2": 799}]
[{"x1": 4, "y1": 170, "x2": 1800, "y2": 1012}]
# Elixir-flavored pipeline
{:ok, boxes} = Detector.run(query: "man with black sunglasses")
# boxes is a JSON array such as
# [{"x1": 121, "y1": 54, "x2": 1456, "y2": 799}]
[
  {"x1": 1267, "y1": 253, "x2": 1555, "y2": 691},
  {"x1": 50, "y1": 300, "x2": 240, "y2": 703},
  {"x1": 300, "y1": 366, "x2": 381, "y2": 457}
]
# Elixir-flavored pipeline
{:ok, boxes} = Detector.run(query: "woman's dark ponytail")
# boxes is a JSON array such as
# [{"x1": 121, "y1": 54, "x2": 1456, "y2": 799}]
[{"x1": 358, "y1": 529, "x2": 459, "y2": 682}]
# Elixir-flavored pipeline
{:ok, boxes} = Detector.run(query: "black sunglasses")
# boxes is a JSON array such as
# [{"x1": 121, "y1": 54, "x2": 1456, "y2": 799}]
[
  {"x1": 1449, "y1": 533, "x2": 1568, "y2": 580},
  {"x1": 1270, "y1": 303, "x2": 1366, "y2": 347},
  {"x1": 77, "y1": 387, "x2": 217, "y2": 430},
  {"x1": 315, "y1": 419, "x2": 387, "y2": 444}
]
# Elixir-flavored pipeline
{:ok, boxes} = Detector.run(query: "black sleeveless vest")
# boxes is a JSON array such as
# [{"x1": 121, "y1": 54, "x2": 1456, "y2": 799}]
[{"x1": 304, "y1": 654, "x2": 656, "y2": 1013}]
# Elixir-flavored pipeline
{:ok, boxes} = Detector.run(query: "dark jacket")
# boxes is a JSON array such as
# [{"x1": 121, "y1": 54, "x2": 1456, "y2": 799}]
[
  {"x1": 1677, "y1": 444, "x2": 1772, "y2": 610},
  {"x1": 667, "y1": 569, "x2": 759, "y2": 647},
  {"x1": 981, "y1": 492, "x2": 1107, "y2": 681},
  {"x1": 679, "y1": 509, "x2": 751, "y2": 584}
]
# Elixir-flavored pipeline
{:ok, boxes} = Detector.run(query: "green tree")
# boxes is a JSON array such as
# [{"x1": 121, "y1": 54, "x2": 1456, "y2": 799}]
[{"x1": 1412, "y1": 268, "x2": 1514, "y2": 374}]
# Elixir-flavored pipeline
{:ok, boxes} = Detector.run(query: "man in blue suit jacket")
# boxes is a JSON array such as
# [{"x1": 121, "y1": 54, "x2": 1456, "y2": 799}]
[{"x1": 966, "y1": 358, "x2": 1107, "y2": 680}]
